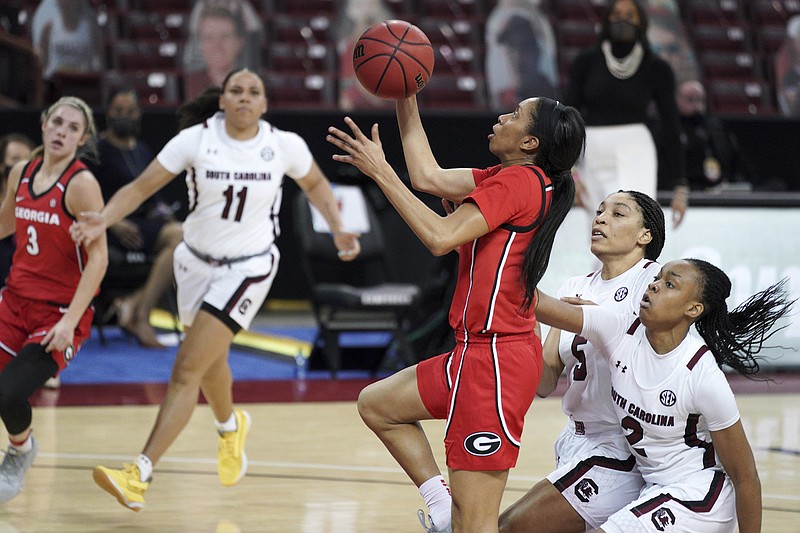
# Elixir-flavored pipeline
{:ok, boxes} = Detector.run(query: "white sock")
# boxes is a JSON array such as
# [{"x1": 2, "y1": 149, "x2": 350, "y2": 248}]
[
  {"x1": 9, "y1": 433, "x2": 32, "y2": 453},
  {"x1": 136, "y1": 454, "x2": 153, "y2": 482},
  {"x1": 419, "y1": 475, "x2": 452, "y2": 528},
  {"x1": 215, "y1": 411, "x2": 237, "y2": 433}
]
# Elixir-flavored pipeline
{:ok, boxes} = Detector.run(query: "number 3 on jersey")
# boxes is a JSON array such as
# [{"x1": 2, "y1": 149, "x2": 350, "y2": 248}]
[
  {"x1": 26, "y1": 225, "x2": 40, "y2": 255},
  {"x1": 222, "y1": 185, "x2": 248, "y2": 222}
]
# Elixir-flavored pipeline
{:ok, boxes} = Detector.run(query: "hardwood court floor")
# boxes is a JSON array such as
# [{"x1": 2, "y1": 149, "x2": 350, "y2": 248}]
[{"x1": 2, "y1": 393, "x2": 799, "y2": 532}]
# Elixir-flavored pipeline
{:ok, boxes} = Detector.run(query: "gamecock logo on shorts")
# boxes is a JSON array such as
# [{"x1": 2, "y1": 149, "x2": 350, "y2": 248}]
[
  {"x1": 574, "y1": 478, "x2": 599, "y2": 502},
  {"x1": 238, "y1": 298, "x2": 252, "y2": 314},
  {"x1": 464, "y1": 432, "x2": 501, "y2": 456},
  {"x1": 651, "y1": 507, "x2": 675, "y2": 531}
]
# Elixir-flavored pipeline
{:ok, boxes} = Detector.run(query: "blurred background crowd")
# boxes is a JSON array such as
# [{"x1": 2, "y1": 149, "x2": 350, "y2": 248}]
[
  {"x1": 1, "y1": 0, "x2": 797, "y2": 116},
  {"x1": 1, "y1": 0, "x2": 799, "y2": 198}
]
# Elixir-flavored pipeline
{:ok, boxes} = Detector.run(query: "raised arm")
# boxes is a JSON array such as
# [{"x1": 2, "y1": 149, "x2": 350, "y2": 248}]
[
  {"x1": 711, "y1": 421, "x2": 762, "y2": 533},
  {"x1": 395, "y1": 96, "x2": 477, "y2": 202},
  {"x1": 327, "y1": 117, "x2": 489, "y2": 256}
]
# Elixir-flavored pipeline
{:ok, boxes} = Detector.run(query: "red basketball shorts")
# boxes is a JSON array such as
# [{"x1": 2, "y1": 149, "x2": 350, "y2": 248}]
[
  {"x1": 417, "y1": 331, "x2": 543, "y2": 470},
  {"x1": 0, "y1": 289, "x2": 93, "y2": 373}
]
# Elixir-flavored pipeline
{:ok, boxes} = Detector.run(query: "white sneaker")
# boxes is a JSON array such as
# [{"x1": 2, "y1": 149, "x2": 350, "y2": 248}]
[
  {"x1": 417, "y1": 509, "x2": 452, "y2": 533},
  {"x1": 0, "y1": 436, "x2": 38, "y2": 502}
]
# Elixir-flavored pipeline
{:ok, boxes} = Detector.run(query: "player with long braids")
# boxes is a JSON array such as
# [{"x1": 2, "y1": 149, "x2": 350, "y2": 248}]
[{"x1": 533, "y1": 258, "x2": 794, "y2": 533}]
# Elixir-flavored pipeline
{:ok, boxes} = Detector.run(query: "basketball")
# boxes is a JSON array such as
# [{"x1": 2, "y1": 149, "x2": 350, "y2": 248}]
[{"x1": 353, "y1": 20, "x2": 435, "y2": 100}]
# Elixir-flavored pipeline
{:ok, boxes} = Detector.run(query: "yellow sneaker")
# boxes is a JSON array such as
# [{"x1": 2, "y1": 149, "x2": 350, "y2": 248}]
[
  {"x1": 217, "y1": 409, "x2": 251, "y2": 486},
  {"x1": 93, "y1": 464, "x2": 149, "y2": 511}
]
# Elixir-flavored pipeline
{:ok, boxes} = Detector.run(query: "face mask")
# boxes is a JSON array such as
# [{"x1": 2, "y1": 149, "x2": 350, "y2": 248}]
[
  {"x1": 608, "y1": 20, "x2": 639, "y2": 43},
  {"x1": 109, "y1": 117, "x2": 138, "y2": 138}
]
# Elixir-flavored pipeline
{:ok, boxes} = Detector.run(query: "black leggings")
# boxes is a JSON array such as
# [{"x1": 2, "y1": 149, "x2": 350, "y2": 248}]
[{"x1": 0, "y1": 344, "x2": 58, "y2": 435}]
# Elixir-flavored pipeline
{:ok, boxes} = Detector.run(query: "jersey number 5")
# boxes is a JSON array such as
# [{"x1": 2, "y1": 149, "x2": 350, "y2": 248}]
[
  {"x1": 571, "y1": 335, "x2": 588, "y2": 381},
  {"x1": 222, "y1": 185, "x2": 248, "y2": 222}
]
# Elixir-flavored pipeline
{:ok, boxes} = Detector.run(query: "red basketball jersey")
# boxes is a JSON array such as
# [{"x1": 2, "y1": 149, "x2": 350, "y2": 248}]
[
  {"x1": 449, "y1": 164, "x2": 552, "y2": 335},
  {"x1": 6, "y1": 157, "x2": 94, "y2": 304}
]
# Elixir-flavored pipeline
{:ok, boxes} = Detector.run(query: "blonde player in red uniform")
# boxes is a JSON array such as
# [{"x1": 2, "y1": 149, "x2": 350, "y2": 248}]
[
  {"x1": 327, "y1": 95, "x2": 586, "y2": 533},
  {"x1": 0, "y1": 96, "x2": 107, "y2": 502}
]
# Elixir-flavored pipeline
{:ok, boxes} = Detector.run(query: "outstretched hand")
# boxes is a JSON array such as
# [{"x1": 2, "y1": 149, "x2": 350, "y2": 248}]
[
  {"x1": 327, "y1": 117, "x2": 388, "y2": 181},
  {"x1": 70, "y1": 211, "x2": 107, "y2": 247},
  {"x1": 560, "y1": 296, "x2": 597, "y2": 306}
]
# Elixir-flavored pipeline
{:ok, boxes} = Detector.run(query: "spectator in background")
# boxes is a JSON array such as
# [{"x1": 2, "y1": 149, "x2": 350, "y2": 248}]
[
  {"x1": 32, "y1": 0, "x2": 105, "y2": 82},
  {"x1": 564, "y1": 0, "x2": 689, "y2": 228},
  {"x1": 182, "y1": 0, "x2": 264, "y2": 100},
  {"x1": 673, "y1": 80, "x2": 753, "y2": 191},
  {"x1": 485, "y1": 0, "x2": 558, "y2": 111},
  {"x1": 776, "y1": 15, "x2": 800, "y2": 117},
  {"x1": 333, "y1": 0, "x2": 395, "y2": 111},
  {"x1": 646, "y1": 5, "x2": 701, "y2": 84},
  {"x1": 0, "y1": 134, "x2": 34, "y2": 198},
  {"x1": 0, "y1": 2, "x2": 33, "y2": 104},
  {"x1": 0, "y1": 133, "x2": 34, "y2": 284},
  {"x1": 87, "y1": 88, "x2": 183, "y2": 348}
]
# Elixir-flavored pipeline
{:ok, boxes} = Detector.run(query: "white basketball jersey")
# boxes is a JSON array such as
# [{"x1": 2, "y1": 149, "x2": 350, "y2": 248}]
[
  {"x1": 582, "y1": 306, "x2": 740, "y2": 486},
  {"x1": 158, "y1": 112, "x2": 313, "y2": 258},
  {"x1": 557, "y1": 259, "x2": 661, "y2": 431}
]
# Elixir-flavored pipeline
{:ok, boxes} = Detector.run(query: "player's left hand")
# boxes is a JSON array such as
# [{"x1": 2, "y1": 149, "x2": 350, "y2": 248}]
[
  {"x1": 334, "y1": 231, "x2": 361, "y2": 262},
  {"x1": 41, "y1": 318, "x2": 75, "y2": 353},
  {"x1": 327, "y1": 117, "x2": 388, "y2": 181}
]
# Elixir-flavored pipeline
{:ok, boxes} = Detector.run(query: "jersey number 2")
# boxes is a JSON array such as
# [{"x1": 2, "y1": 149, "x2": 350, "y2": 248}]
[{"x1": 222, "y1": 185, "x2": 248, "y2": 222}]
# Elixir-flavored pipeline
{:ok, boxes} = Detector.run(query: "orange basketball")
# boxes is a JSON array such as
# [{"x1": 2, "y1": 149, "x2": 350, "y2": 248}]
[{"x1": 353, "y1": 20, "x2": 435, "y2": 100}]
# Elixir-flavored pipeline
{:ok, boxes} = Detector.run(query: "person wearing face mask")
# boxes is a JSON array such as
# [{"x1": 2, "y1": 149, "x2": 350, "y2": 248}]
[
  {"x1": 565, "y1": 0, "x2": 689, "y2": 228},
  {"x1": 87, "y1": 87, "x2": 183, "y2": 347}
]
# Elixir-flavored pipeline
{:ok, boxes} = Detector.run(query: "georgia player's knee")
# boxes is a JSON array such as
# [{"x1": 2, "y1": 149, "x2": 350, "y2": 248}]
[{"x1": 0, "y1": 344, "x2": 57, "y2": 434}]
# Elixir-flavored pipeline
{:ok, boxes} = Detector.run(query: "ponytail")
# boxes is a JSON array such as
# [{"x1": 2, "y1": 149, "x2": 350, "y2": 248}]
[
  {"x1": 520, "y1": 99, "x2": 586, "y2": 311},
  {"x1": 689, "y1": 259, "x2": 795, "y2": 376},
  {"x1": 176, "y1": 86, "x2": 222, "y2": 130}
]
